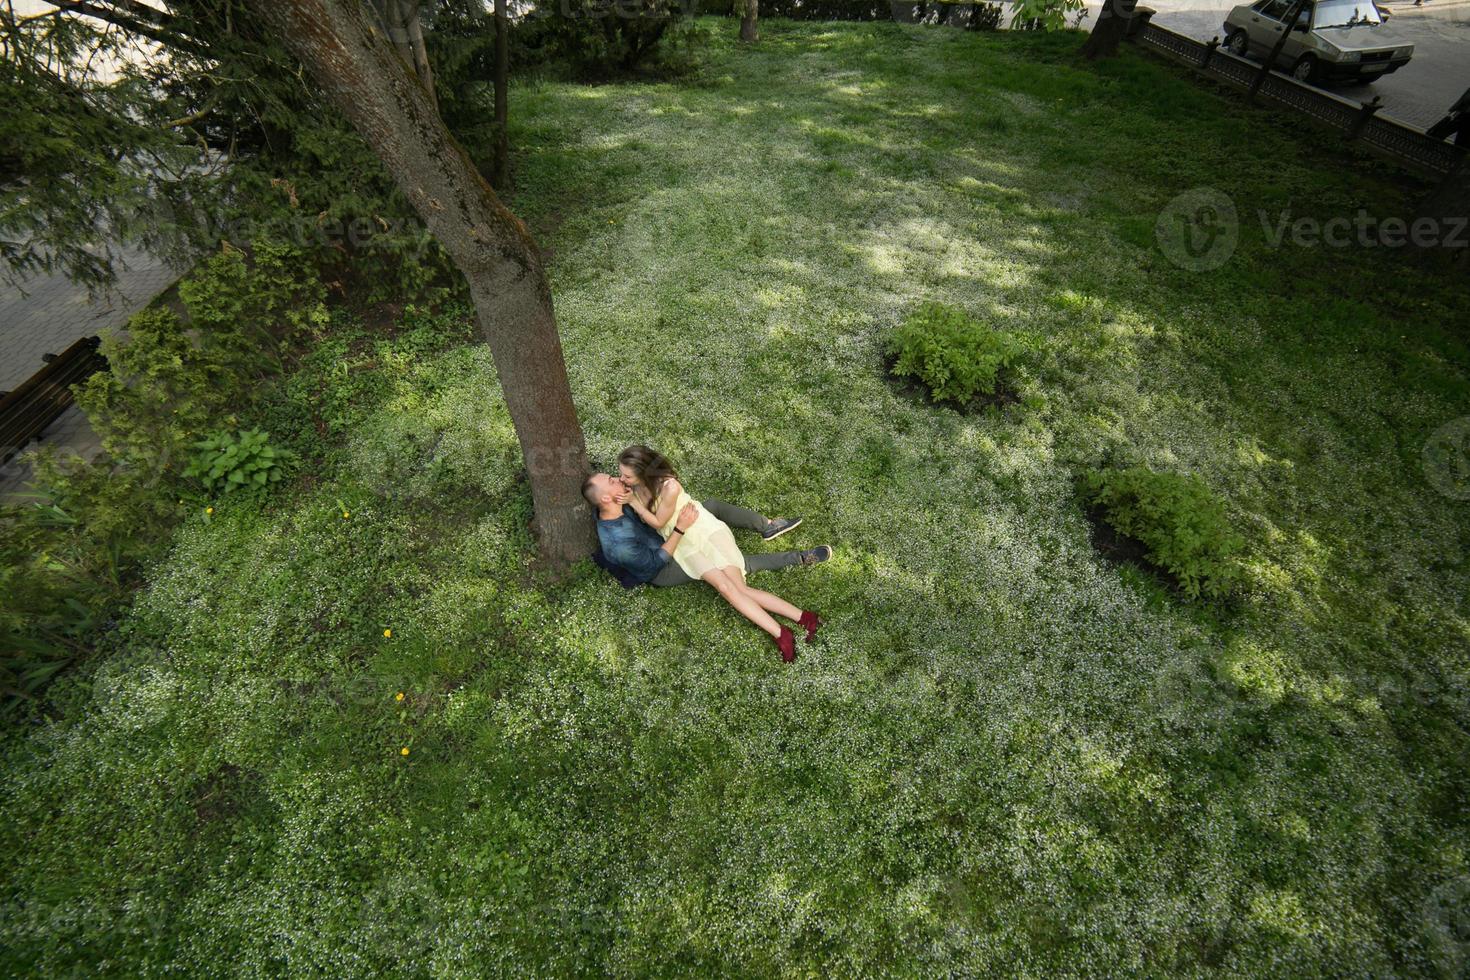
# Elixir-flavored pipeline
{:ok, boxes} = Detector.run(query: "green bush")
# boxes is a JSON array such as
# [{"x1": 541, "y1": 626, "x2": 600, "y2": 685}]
[
  {"x1": 0, "y1": 446, "x2": 189, "y2": 716},
  {"x1": 75, "y1": 241, "x2": 327, "y2": 478},
  {"x1": 0, "y1": 489, "x2": 125, "y2": 707},
  {"x1": 73, "y1": 306, "x2": 233, "y2": 479},
  {"x1": 517, "y1": 0, "x2": 709, "y2": 80},
  {"x1": 184, "y1": 428, "x2": 297, "y2": 496},
  {"x1": 177, "y1": 241, "x2": 329, "y2": 373},
  {"x1": 886, "y1": 301, "x2": 1027, "y2": 405},
  {"x1": 0, "y1": 242, "x2": 330, "y2": 718},
  {"x1": 1008, "y1": 0, "x2": 1085, "y2": 29},
  {"x1": 1082, "y1": 467, "x2": 1244, "y2": 600}
]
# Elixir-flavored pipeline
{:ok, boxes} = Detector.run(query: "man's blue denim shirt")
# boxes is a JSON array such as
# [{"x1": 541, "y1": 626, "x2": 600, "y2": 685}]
[{"x1": 595, "y1": 504, "x2": 669, "y2": 586}]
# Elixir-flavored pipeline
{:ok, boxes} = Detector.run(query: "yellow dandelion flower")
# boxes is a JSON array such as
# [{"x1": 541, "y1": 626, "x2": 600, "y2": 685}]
[
  {"x1": 342, "y1": 511, "x2": 350, "y2": 519},
  {"x1": 383, "y1": 628, "x2": 392, "y2": 638},
  {"x1": 205, "y1": 507, "x2": 214, "y2": 515},
  {"x1": 400, "y1": 747, "x2": 410, "y2": 756},
  {"x1": 395, "y1": 692, "x2": 405, "y2": 702}
]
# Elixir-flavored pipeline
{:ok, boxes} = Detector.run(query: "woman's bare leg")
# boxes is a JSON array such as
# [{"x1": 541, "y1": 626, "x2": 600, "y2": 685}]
[
  {"x1": 723, "y1": 565, "x2": 802, "y2": 621},
  {"x1": 702, "y1": 568, "x2": 782, "y2": 638}
]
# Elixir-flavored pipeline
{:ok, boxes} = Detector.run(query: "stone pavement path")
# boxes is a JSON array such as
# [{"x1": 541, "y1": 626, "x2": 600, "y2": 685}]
[{"x1": 1, "y1": 246, "x2": 179, "y2": 504}]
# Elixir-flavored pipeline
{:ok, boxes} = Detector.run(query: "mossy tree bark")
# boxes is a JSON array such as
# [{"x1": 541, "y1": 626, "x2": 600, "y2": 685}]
[{"x1": 246, "y1": 0, "x2": 597, "y2": 566}]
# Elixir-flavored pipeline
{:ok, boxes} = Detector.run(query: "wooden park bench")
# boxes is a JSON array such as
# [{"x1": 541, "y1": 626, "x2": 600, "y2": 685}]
[{"x1": 0, "y1": 335, "x2": 108, "y2": 465}]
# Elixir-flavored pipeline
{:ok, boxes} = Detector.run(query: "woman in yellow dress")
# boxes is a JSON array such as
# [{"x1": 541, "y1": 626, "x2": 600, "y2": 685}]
[{"x1": 618, "y1": 445, "x2": 821, "y2": 662}]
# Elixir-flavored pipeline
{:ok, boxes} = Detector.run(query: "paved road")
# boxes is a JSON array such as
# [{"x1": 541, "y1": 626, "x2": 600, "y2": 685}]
[
  {"x1": 0, "y1": 248, "x2": 178, "y2": 503},
  {"x1": 1100, "y1": 0, "x2": 1470, "y2": 128},
  {"x1": 1333, "y1": 0, "x2": 1470, "y2": 127},
  {"x1": 0, "y1": 248, "x2": 175, "y2": 391}
]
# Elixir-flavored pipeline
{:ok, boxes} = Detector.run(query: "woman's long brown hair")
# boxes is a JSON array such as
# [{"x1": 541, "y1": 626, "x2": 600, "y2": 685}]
[{"x1": 618, "y1": 445, "x2": 680, "y2": 500}]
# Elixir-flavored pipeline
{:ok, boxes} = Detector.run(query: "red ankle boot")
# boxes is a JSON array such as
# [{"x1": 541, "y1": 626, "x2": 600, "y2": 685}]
[
  {"x1": 797, "y1": 610, "x2": 823, "y2": 644},
  {"x1": 773, "y1": 626, "x2": 796, "y2": 663}
]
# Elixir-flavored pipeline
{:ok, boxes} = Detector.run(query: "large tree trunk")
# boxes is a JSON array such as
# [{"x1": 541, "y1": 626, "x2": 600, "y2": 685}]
[
  {"x1": 247, "y1": 0, "x2": 596, "y2": 565},
  {"x1": 739, "y1": 0, "x2": 759, "y2": 43},
  {"x1": 1080, "y1": 0, "x2": 1133, "y2": 59},
  {"x1": 493, "y1": 0, "x2": 509, "y2": 189}
]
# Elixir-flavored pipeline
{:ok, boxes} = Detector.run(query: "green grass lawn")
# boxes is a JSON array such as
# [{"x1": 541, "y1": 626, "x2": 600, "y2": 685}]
[{"x1": 5, "y1": 18, "x2": 1469, "y2": 976}]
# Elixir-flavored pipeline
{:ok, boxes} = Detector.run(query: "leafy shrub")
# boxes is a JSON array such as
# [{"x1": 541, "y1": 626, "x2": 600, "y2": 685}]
[
  {"x1": 759, "y1": 0, "x2": 892, "y2": 18},
  {"x1": 1082, "y1": 467, "x2": 1244, "y2": 600},
  {"x1": 74, "y1": 241, "x2": 327, "y2": 478},
  {"x1": 1008, "y1": 0, "x2": 1085, "y2": 29},
  {"x1": 74, "y1": 307, "x2": 234, "y2": 478},
  {"x1": 518, "y1": 0, "x2": 709, "y2": 79},
  {"x1": 0, "y1": 446, "x2": 189, "y2": 716},
  {"x1": 177, "y1": 241, "x2": 329, "y2": 373},
  {"x1": 891, "y1": 0, "x2": 1004, "y2": 26},
  {"x1": 886, "y1": 301, "x2": 1027, "y2": 405},
  {"x1": 2, "y1": 243, "x2": 330, "y2": 718},
  {"x1": 707, "y1": 0, "x2": 997, "y2": 24},
  {"x1": 1, "y1": 493, "x2": 120, "y2": 707},
  {"x1": 184, "y1": 429, "x2": 297, "y2": 496},
  {"x1": 961, "y1": 3, "x2": 1004, "y2": 30}
]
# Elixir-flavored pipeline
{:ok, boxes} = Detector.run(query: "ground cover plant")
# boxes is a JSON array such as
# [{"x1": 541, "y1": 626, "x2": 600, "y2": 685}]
[
  {"x1": 0, "y1": 243, "x2": 333, "y2": 708},
  {"x1": 1082, "y1": 466, "x2": 1244, "y2": 601},
  {"x1": 3, "y1": 19, "x2": 1468, "y2": 977},
  {"x1": 183, "y1": 428, "x2": 298, "y2": 497},
  {"x1": 886, "y1": 299, "x2": 1029, "y2": 406}
]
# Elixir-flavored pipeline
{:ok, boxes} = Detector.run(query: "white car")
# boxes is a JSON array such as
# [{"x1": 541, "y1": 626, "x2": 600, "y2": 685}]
[{"x1": 1223, "y1": 0, "x2": 1414, "y2": 84}]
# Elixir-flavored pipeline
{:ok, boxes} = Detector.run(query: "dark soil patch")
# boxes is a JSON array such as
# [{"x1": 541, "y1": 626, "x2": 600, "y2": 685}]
[
  {"x1": 190, "y1": 762, "x2": 261, "y2": 828},
  {"x1": 882, "y1": 353, "x2": 1021, "y2": 414},
  {"x1": 1082, "y1": 503, "x2": 1241, "y2": 616},
  {"x1": 356, "y1": 299, "x2": 405, "y2": 336},
  {"x1": 1083, "y1": 502, "x2": 1151, "y2": 569},
  {"x1": 1083, "y1": 501, "x2": 1201, "y2": 601}
]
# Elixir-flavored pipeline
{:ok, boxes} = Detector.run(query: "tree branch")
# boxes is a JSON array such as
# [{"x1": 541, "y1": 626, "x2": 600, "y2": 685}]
[
  {"x1": 38, "y1": 0, "x2": 205, "y2": 54},
  {"x1": 165, "y1": 89, "x2": 220, "y2": 128}
]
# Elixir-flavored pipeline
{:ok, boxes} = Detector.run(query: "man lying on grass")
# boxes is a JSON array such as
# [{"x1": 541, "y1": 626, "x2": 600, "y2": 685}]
[{"x1": 584, "y1": 445, "x2": 831, "y2": 663}]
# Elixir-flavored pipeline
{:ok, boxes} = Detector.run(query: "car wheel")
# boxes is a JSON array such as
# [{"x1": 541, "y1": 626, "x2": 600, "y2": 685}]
[
  {"x1": 1291, "y1": 54, "x2": 1318, "y2": 83},
  {"x1": 1226, "y1": 29, "x2": 1249, "y2": 57}
]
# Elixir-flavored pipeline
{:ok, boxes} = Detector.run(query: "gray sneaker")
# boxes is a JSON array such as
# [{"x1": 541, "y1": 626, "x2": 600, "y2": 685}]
[
  {"x1": 799, "y1": 545, "x2": 833, "y2": 565},
  {"x1": 762, "y1": 516, "x2": 803, "y2": 542}
]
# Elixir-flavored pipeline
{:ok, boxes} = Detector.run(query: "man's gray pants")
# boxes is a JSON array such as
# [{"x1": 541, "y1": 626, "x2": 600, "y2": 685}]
[{"x1": 649, "y1": 498, "x2": 803, "y2": 588}]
